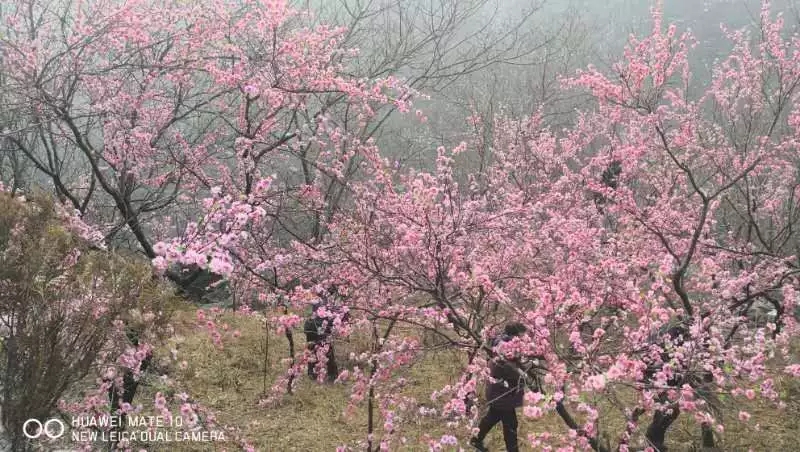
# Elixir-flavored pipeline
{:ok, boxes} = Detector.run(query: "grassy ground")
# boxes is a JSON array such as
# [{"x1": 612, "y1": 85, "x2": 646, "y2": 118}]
[{"x1": 137, "y1": 304, "x2": 800, "y2": 451}]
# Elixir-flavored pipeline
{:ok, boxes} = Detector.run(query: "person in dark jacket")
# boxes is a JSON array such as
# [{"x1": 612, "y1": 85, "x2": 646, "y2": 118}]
[
  {"x1": 470, "y1": 322, "x2": 528, "y2": 452},
  {"x1": 304, "y1": 287, "x2": 345, "y2": 382}
]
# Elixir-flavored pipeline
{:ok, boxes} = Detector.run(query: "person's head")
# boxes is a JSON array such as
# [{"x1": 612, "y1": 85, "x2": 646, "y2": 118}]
[{"x1": 503, "y1": 322, "x2": 527, "y2": 338}]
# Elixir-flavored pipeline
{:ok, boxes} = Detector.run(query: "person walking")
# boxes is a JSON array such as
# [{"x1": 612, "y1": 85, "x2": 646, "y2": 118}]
[{"x1": 470, "y1": 322, "x2": 528, "y2": 452}]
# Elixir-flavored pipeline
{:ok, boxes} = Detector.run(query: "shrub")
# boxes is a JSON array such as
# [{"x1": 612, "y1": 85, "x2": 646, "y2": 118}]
[{"x1": 0, "y1": 192, "x2": 174, "y2": 450}]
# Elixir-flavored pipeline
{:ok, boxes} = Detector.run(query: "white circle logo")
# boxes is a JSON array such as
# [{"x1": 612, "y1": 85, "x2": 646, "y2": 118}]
[{"x1": 22, "y1": 418, "x2": 66, "y2": 439}]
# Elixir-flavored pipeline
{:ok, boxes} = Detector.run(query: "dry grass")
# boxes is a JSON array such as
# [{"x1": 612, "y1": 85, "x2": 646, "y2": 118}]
[{"x1": 137, "y1": 304, "x2": 800, "y2": 451}]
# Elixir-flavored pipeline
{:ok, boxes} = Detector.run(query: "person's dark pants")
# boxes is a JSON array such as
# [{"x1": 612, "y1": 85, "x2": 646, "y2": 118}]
[
  {"x1": 325, "y1": 344, "x2": 338, "y2": 381},
  {"x1": 475, "y1": 406, "x2": 519, "y2": 452},
  {"x1": 307, "y1": 342, "x2": 338, "y2": 382}
]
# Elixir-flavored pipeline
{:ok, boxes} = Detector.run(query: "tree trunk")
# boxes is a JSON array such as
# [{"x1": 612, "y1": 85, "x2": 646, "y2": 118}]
[{"x1": 644, "y1": 395, "x2": 680, "y2": 451}]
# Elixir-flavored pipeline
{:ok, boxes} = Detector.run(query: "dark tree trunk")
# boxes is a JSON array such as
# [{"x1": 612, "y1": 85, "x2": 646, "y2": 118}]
[
  {"x1": 107, "y1": 332, "x2": 152, "y2": 448},
  {"x1": 285, "y1": 327, "x2": 296, "y2": 394},
  {"x1": 701, "y1": 422, "x2": 715, "y2": 448},
  {"x1": 645, "y1": 395, "x2": 680, "y2": 451}
]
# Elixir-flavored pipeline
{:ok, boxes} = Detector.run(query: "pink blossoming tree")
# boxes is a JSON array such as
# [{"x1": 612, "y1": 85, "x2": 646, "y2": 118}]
[
  {"x1": 166, "y1": 2, "x2": 800, "y2": 450},
  {"x1": 0, "y1": 0, "x2": 415, "y2": 259},
  {"x1": 3, "y1": 0, "x2": 800, "y2": 450}
]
